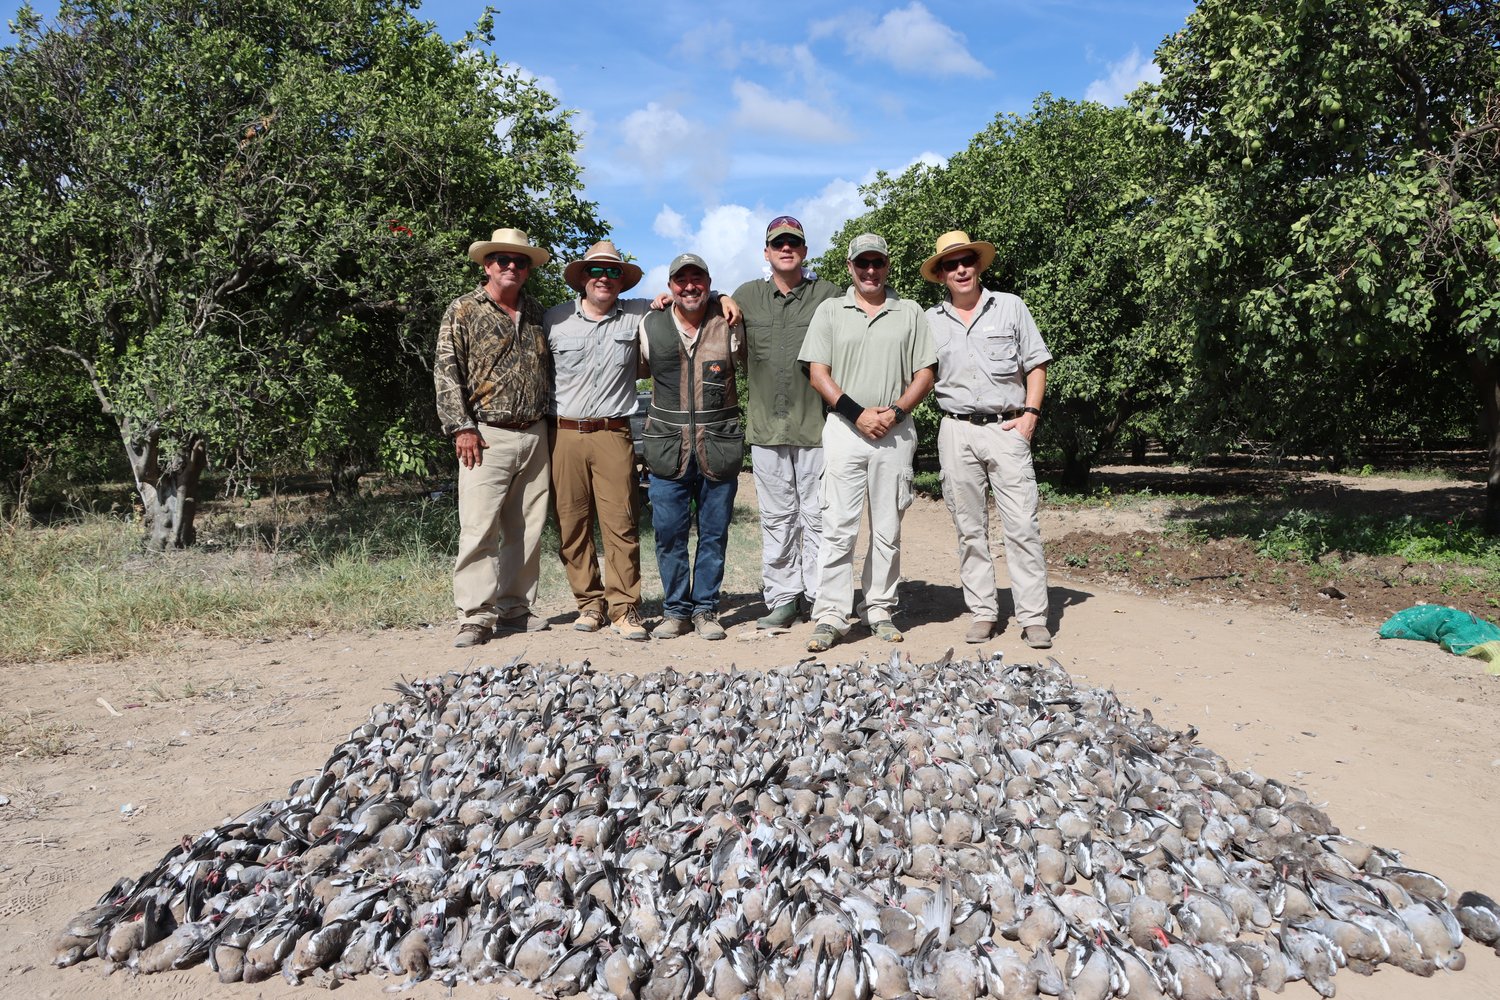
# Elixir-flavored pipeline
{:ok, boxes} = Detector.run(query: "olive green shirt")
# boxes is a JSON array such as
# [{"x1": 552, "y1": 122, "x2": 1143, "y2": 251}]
[
  {"x1": 798, "y1": 288, "x2": 936, "y2": 408},
  {"x1": 733, "y1": 275, "x2": 841, "y2": 447}
]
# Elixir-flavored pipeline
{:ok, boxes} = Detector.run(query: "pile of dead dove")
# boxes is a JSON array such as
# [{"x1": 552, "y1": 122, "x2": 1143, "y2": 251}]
[{"x1": 55, "y1": 652, "x2": 1500, "y2": 998}]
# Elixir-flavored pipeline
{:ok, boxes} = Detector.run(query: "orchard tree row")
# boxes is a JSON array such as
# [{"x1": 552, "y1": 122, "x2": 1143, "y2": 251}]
[
  {"x1": 817, "y1": 0, "x2": 1499, "y2": 532},
  {"x1": 2, "y1": 0, "x2": 1497, "y2": 545}
]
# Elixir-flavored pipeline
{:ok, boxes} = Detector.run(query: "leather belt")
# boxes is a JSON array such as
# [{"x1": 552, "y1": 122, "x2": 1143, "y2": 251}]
[
  {"x1": 554, "y1": 416, "x2": 631, "y2": 433},
  {"x1": 941, "y1": 409, "x2": 1023, "y2": 425},
  {"x1": 482, "y1": 418, "x2": 542, "y2": 430}
]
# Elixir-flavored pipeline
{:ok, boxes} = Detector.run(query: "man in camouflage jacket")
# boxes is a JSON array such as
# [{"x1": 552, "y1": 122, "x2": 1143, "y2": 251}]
[{"x1": 434, "y1": 227, "x2": 554, "y2": 648}]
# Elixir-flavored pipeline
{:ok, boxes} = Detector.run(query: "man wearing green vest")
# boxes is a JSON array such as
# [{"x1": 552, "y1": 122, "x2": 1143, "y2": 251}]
[
  {"x1": 733, "y1": 216, "x2": 841, "y2": 630},
  {"x1": 638, "y1": 254, "x2": 746, "y2": 641}
]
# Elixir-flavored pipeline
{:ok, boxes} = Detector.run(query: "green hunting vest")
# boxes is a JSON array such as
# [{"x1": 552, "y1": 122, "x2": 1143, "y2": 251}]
[{"x1": 641, "y1": 304, "x2": 743, "y2": 481}]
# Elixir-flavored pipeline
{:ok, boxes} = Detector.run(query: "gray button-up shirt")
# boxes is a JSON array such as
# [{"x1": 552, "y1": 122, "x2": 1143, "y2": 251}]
[
  {"x1": 928, "y1": 289, "x2": 1051, "y2": 414},
  {"x1": 543, "y1": 297, "x2": 652, "y2": 419}
]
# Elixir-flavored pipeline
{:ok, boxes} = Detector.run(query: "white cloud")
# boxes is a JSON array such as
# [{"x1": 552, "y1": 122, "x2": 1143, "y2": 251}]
[
  {"x1": 813, "y1": 3, "x2": 989, "y2": 79},
  {"x1": 731, "y1": 80, "x2": 853, "y2": 143},
  {"x1": 505, "y1": 63, "x2": 561, "y2": 100},
  {"x1": 1085, "y1": 47, "x2": 1161, "y2": 105},
  {"x1": 620, "y1": 102, "x2": 694, "y2": 157},
  {"x1": 675, "y1": 18, "x2": 741, "y2": 68},
  {"x1": 649, "y1": 150, "x2": 952, "y2": 289},
  {"x1": 740, "y1": 42, "x2": 839, "y2": 107},
  {"x1": 653, "y1": 205, "x2": 690, "y2": 241},
  {"x1": 611, "y1": 102, "x2": 727, "y2": 193}
]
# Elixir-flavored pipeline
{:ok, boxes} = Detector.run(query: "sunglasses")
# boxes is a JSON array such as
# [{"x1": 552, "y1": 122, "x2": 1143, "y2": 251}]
[
  {"x1": 851, "y1": 256, "x2": 888, "y2": 270},
  {"x1": 939, "y1": 253, "x2": 980, "y2": 273},
  {"x1": 487, "y1": 254, "x2": 531, "y2": 270},
  {"x1": 585, "y1": 265, "x2": 624, "y2": 279},
  {"x1": 767, "y1": 215, "x2": 803, "y2": 233},
  {"x1": 768, "y1": 236, "x2": 805, "y2": 250}
]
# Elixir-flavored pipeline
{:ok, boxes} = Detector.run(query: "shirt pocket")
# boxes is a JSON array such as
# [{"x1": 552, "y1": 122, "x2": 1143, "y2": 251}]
[
  {"x1": 976, "y1": 322, "x2": 1020, "y2": 373},
  {"x1": 551, "y1": 334, "x2": 590, "y2": 378},
  {"x1": 611, "y1": 327, "x2": 638, "y2": 366},
  {"x1": 699, "y1": 358, "x2": 731, "y2": 410}
]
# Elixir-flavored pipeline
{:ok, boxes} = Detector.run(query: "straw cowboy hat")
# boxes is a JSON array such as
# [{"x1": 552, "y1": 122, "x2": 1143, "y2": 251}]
[
  {"x1": 562, "y1": 240, "x2": 644, "y2": 292},
  {"x1": 920, "y1": 230, "x2": 996, "y2": 282},
  {"x1": 467, "y1": 227, "x2": 551, "y2": 268}
]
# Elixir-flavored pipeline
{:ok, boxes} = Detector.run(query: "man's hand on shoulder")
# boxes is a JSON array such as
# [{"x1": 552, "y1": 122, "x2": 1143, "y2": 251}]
[
  {"x1": 454, "y1": 428, "x2": 487, "y2": 468},
  {"x1": 718, "y1": 294, "x2": 742, "y2": 327}
]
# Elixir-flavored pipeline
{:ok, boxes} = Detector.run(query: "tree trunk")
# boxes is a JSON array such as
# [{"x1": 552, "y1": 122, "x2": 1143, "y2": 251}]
[
  {"x1": 326, "y1": 446, "x2": 367, "y2": 498},
  {"x1": 1059, "y1": 449, "x2": 1092, "y2": 491},
  {"x1": 1477, "y1": 353, "x2": 1500, "y2": 536},
  {"x1": 119, "y1": 420, "x2": 208, "y2": 549}
]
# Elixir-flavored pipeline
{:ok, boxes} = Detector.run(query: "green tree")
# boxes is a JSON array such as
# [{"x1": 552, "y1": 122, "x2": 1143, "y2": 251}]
[
  {"x1": 816, "y1": 96, "x2": 1189, "y2": 487},
  {"x1": 1149, "y1": 0, "x2": 1500, "y2": 531},
  {"x1": 0, "y1": 0, "x2": 602, "y2": 546}
]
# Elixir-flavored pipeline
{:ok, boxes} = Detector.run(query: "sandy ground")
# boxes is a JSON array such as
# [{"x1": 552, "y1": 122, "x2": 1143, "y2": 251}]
[{"x1": 3, "y1": 470, "x2": 1498, "y2": 1000}]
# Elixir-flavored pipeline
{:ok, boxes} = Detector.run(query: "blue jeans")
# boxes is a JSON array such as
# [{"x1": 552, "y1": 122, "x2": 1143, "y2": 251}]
[{"x1": 649, "y1": 455, "x2": 738, "y2": 620}]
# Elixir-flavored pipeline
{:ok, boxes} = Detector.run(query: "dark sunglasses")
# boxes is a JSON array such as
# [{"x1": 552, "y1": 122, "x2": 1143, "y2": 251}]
[
  {"x1": 939, "y1": 253, "x2": 980, "y2": 273},
  {"x1": 767, "y1": 214, "x2": 803, "y2": 232},
  {"x1": 768, "y1": 235, "x2": 805, "y2": 250},
  {"x1": 585, "y1": 265, "x2": 624, "y2": 279},
  {"x1": 852, "y1": 255, "x2": 888, "y2": 270},
  {"x1": 487, "y1": 254, "x2": 531, "y2": 270}
]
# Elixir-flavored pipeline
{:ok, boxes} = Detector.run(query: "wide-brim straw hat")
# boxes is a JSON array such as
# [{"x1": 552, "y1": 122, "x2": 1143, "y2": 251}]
[
  {"x1": 562, "y1": 240, "x2": 644, "y2": 292},
  {"x1": 467, "y1": 227, "x2": 551, "y2": 268},
  {"x1": 920, "y1": 230, "x2": 996, "y2": 282}
]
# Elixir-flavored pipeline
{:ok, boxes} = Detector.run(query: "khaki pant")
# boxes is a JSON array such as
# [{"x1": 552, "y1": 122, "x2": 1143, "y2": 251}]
[
  {"x1": 938, "y1": 417, "x2": 1049, "y2": 627},
  {"x1": 752, "y1": 444, "x2": 823, "y2": 610},
  {"x1": 549, "y1": 425, "x2": 641, "y2": 618},
  {"x1": 453, "y1": 420, "x2": 550, "y2": 626},
  {"x1": 810, "y1": 415, "x2": 915, "y2": 632}
]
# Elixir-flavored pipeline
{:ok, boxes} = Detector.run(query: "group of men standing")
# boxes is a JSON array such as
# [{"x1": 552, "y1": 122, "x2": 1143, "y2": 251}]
[{"x1": 433, "y1": 217, "x2": 1054, "y2": 653}]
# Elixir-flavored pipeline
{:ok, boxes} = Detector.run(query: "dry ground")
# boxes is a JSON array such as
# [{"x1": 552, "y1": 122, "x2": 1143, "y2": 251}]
[{"x1": 2, "y1": 467, "x2": 1497, "y2": 1000}]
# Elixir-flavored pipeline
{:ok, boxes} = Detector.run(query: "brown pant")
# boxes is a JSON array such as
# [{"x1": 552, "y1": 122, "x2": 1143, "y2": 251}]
[{"x1": 549, "y1": 426, "x2": 641, "y2": 618}]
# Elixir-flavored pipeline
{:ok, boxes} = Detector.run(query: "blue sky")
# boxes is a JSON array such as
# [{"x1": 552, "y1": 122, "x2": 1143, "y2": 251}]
[{"x1": 3, "y1": 1, "x2": 1195, "y2": 294}]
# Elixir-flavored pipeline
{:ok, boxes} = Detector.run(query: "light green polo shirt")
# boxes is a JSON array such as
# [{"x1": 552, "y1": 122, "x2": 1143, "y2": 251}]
[
  {"x1": 733, "y1": 275, "x2": 841, "y2": 447},
  {"x1": 798, "y1": 287, "x2": 936, "y2": 408}
]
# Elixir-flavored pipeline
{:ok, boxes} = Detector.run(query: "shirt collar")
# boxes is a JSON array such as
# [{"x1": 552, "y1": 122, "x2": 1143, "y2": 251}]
[
  {"x1": 936, "y1": 287, "x2": 997, "y2": 319},
  {"x1": 573, "y1": 295, "x2": 621, "y2": 321}
]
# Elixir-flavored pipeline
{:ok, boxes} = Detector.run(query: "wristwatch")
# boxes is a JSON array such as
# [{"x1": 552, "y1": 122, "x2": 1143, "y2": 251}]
[{"x1": 889, "y1": 404, "x2": 907, "y2": 423}]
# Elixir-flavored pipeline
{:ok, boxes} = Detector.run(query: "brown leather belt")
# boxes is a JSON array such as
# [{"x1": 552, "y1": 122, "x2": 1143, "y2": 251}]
[
  {"x1": 482, "y1": 418, "x2": 542, "y2": 430},
  {"x1": 554, "y1": 416, "x2": 631, "y2": 433},
  {"x1": 942, "y1": 409, "x2": 1023, "y2": 425}
]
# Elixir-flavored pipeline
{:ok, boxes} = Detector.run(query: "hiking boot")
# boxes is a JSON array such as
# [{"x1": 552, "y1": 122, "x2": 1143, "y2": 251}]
[
  {"x1": 573, "y1": 609, "x2": 607, "y2": 633},
  {"x1": 452, "y1": 622, "x2": 490, "y2": 648},
  {"x1": 871, "y1": 619, "x2": 904, "y2": 643},
  {"x1": 611, "y1": 606, "x2": 649, "y2": 641},
  {"x1": 494, "y1": 612, "x2": 550, "y2": 634},
  {"x1": 693, "y1": 611, "x2": 727, "y2": 641},
  {"x1": 965, "y1": 618, "x2": 995, "y2": 644},
  {"x1": 756, "y1": 601, "x2": 800, "y2": 630},
  {"x1": 1022, "y1": 625, "x2": 1053, "y2": 649},
  {"x1": 806, "y1": 623, "x2": 839, "y2": 653},
  {"x1": 653, "y1": 616, "x2": 692, "y2": 639}
]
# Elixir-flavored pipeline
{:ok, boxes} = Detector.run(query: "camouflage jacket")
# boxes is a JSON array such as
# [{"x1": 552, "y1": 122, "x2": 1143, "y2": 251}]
[{"x1": 434, "y1": 287, "x2": 550, "y2": 436}]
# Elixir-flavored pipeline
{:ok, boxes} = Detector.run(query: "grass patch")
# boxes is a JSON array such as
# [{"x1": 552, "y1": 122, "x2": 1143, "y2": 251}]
[
  {"x1": 1195, "y1": 508, "x2": 1500, "y2": 568},
  {"x1": 0, "y1": 710, "x2": 78, "y2": 758},
  {"x1": 0, "y1": 485, "x2": 766, "y2": 662},
  {"x1": 1038, "y1": 482, "x2": 1217, "y2": 509}
]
